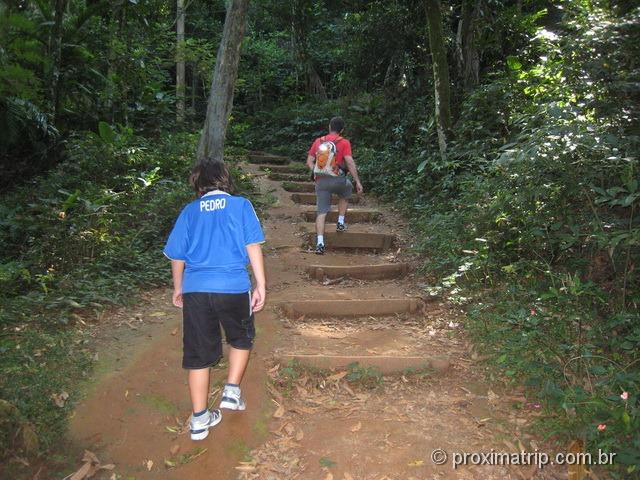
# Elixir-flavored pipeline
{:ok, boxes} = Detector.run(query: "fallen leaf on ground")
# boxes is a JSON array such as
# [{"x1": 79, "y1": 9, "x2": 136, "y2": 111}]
[
  {"x1": 69, "y1": 462, "x2": 91, "y2": 480},
  {"x1": 350, "y1": 422, "x2": 362, "y2": 432},
  {"x1": 170, "y1": 444, "x2": 180, "y2": 455},
  {"x1": 295, "y1": 430, "x2": 304, "y2": 441},
  {"x1": 568, "y1": 439, "x2": 587, "y2": 480},
  {"x1": 52, "y1": 391, "x2": 69, "y2": 408},
  {"x1": 68, "y1": 450, "x2": 114, "y2": 480},
  {"x1": 145, "y1": 459, "x2": 153, "y2": 471},
  {"x1": 343, "y1": 474, "x2": 354, "y2": 480},
  {"x1": 235, "y1": 465, "x2": 257, "y2": 472},
  {"x1": 179, "y1": 447, "x2": 207, "y2": 465},
  {"x1": 407, "y1": 459, "x2": 424, "y2": 467},
  {"x1": 326, "y1": 371, "x2": 348, "y2": 381},
  {"x1": 273, "y1": 404, "x2": 285, "y2": 418},
  {"x1": 171, "y1": 328, "x2": 178, "y2": 336},
  {"x1": 323, "y1": 473, "x2": 334, "y2": 480},
  {"x1": 150, "y1": 312, "x2": 166, "y2": 317},
  {"x1": 268, "y1": 364, "x2": 280, "y2": 374}
]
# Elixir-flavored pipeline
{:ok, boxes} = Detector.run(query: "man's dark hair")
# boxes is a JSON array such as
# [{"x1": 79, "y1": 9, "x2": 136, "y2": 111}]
[
  {"x1": 190, "y1": 159, "x2": 235, "y2": 197},
  {"x1": 329, "y1": 116, "x2": 345, "y2": 133}
]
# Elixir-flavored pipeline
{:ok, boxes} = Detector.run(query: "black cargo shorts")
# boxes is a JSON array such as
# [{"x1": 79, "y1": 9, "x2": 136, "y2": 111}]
[{"x1": 182, "y1": 292, "x2": 255, "y2": 369}]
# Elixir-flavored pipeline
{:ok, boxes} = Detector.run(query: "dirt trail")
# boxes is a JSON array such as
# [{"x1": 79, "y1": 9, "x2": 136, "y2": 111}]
[{"x1": 68, "y1": 155, "x2": 563, "y2": 479}]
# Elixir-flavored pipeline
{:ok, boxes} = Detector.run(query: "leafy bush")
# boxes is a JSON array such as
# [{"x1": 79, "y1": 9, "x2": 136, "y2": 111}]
[{"x1": 0, "y1": 129, "x2": 257, "y2": 463}]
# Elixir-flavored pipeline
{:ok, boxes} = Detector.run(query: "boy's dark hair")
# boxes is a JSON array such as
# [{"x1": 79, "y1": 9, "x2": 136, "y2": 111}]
[
  {"x1": 329, "y1": 116, "x2": 345, "y2": 133},
  {"x1": 190, "y1": 160, "x2": 235, "y2": 197}
]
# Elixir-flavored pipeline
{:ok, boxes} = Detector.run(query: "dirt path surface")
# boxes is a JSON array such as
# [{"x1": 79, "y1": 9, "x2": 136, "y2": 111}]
[{"x1": 69, "y1": 155, "x2": 564, "y2": 479}]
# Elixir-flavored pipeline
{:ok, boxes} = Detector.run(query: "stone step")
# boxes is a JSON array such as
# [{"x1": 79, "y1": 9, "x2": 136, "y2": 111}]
[
  {"x1": 305, "y1": 231, "x2": 394, "y2": 251},
  {"x1": 301, "y1": 209, "x2": 381, "y2": 223},
  {"x1": 291, "y1": 193, "x2": 361, "y2": 205},
  {"x1": 307, "y1": 263, "x2": 409, "y2": 281},
  {"x1": 260, "y1": 164, "x2": 308, "y2": 174},
  {"x1": 275, "y1": 354, "x2": 451, "y2": 375},
  {"x1": 247, "y1": 153, "x2": 290, "y2": 165},
  {"x1": 282, "y1": 182, "x2": 315, "y2": 193},
  {"x1": 281, "y1": 298, "x2": 420, "y2": 318},
  {"x1": 268, "y1": 173, "x2": 309, "y2": 182}
]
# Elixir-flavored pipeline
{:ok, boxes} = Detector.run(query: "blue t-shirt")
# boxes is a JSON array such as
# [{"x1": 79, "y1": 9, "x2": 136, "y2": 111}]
[{"x1": 163, "y1": 190, "x2": 265, "y2": 294}]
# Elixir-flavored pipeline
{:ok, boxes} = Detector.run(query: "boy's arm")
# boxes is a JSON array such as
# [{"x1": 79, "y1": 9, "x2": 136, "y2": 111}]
[
  {"x1": 246, "y1": 243, "x2": 266, "y2": 312},
  {"x1": 171, "y1": 260, "x2": 185, "y2": 308}
]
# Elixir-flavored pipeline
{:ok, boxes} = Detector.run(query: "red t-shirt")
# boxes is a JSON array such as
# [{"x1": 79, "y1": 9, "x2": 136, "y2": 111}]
[{"x1": 308, "y1": 133, "x2": 352, "y2": 169}]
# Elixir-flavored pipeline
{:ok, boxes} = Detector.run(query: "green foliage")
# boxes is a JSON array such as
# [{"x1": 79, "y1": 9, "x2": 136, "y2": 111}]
[
  {"x1": 0, "y1": 96, "x2": 60, "y2": 190},
  {"x1": 368, "y1": 7, "x2": 638, "y2": 476},
  {"x1": 239, "y1": 3, "x2": 639, "y2": 477},
  {"x1": 0, "y1": 130, "x2": 257, "y2": 462},
  {"x1": 345, "y1": 362, "x2": 382, "y2": 388}
]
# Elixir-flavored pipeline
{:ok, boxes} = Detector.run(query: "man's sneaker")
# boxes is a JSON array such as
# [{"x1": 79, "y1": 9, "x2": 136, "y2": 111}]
[
  {"x1": 219, "y1": 388, "x2": 246, "y2": 411},
  {"x1": 315, "y1": 243, "x2": 325, "y2": 255},
  {"x1": 336, "y1": 222, "x2": 347, "y2": 232},
  {"x1": 189, "y1": 409, "x2": 221, "y2": 441}
]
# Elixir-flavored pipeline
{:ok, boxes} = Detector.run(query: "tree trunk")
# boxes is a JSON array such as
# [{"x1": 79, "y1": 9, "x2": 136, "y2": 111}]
[
  {"x1": 306, "y1": 61, "x2": 327, "y2": 99},
  {"x1": 176, "y1": 0, "x2": 186, "y2": 124},
  {"x1": 197, "y1": 0, "x2": 250, "y2": 162},
  {"x1": 50, "y1": 0, "x2": 67, "y2": 121},
  {"x1": 456, "y1": 0, "x2": 480, "y2": 91},
  {"x1": 290, "y1": 0, "x2": 327, "y2": 99},
  {"x1": 190, "y1": 64, "x2": 197, "y2": 114},
  {"x1": 425, "y1": 0, "x2": 453, "y2": 159}
]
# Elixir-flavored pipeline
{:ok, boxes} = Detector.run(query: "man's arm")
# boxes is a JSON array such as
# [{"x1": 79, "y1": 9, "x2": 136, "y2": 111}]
[
  {"x1": 171, "y1": 259, "x2": 185, "y2": 308},
  {"x1": 344, "y1": 155, "x2": 363, "y2": 194}
]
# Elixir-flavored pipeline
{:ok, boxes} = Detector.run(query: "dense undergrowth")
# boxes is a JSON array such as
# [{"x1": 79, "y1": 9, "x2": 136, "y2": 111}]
[
  {"x1": 0, "y1": 129, "x2": 256, "y2": 467},
  {"x1": 236, "y1": 7, "x2": 640, "y2": 477}
]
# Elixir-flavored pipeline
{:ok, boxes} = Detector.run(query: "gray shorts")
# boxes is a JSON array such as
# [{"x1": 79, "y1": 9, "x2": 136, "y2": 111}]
[{"x1": 315, "y1": 175, "x2": 353, "y2": 214}]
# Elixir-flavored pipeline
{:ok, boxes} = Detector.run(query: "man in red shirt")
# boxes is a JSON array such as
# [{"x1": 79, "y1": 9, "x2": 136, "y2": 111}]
[{"x1": 306, "y1": 117, "x2": 364, "y2": 255}]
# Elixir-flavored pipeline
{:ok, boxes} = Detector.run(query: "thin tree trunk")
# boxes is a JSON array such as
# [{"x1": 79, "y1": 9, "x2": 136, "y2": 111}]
[
  {"x1": 51, "y1": 0, "x2": 67, "y2": 121},
  {"x1": 306, "y1": 61, "x2": 327, "y2": 99},
  {"x1": 197, "y1": 0, "x2": 250, "y2": 162},
  {"x1": 290, "y1": 0, "x2": 327, "y2": 99},
  {"x1": 456, "y1": 0, "x2": 480, "y2": 91},
  {"x1": 176, "y1": 0, "x2": 186, "y2": 124},
  {"x1": 425, "y1": 0, "x2": 453, "y2": 159},
  {"x1": 190, "y1": 64, "x2": 197, "y2": 114}
]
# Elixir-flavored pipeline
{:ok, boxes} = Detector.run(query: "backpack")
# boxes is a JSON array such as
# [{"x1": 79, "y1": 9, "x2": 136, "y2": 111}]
[{"x1": 313, "y1": 136, "x2": 343, "y2": 177}]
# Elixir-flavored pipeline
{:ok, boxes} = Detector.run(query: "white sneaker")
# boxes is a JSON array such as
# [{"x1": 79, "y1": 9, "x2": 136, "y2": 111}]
[
  {"x1": 189, "y1": 409, "x2": 221, "y2": 440},
  {"x1": 219, "y1": 388, "x2": 246, "y2": 411}
]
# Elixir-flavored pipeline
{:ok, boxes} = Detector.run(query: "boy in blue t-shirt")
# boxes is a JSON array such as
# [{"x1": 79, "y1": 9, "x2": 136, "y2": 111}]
[{"x1": 164, "y1": 160, "x2": 266, "y2": 441}]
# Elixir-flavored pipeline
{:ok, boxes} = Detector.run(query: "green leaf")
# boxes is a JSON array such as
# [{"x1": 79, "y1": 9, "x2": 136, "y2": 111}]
[
  {"x1": 319, "y1": 457, "x2": 336, "y2": 468},
  {"x1": 417, "y1": 159, "x2": 428, "y2": 173},
  {"x1": 98, "y1": 122, "x2": 115, "y2": 144},
  {"x1": 622, "y1": 411, "x2": 631, "y2": 429},
  {"x1": 506, "y1": 56, "x2": 522, "y2": 71}
]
